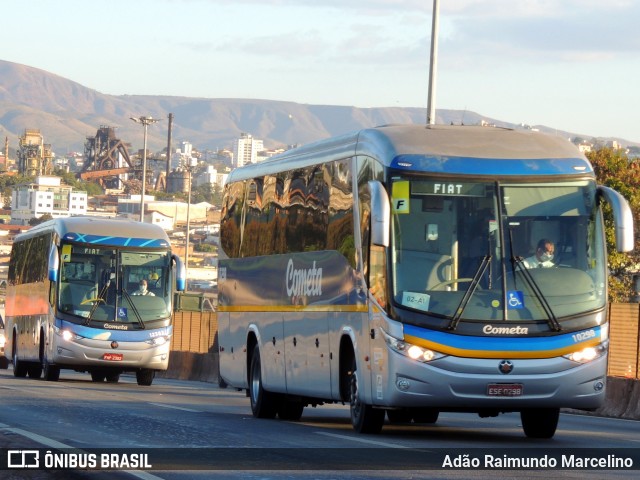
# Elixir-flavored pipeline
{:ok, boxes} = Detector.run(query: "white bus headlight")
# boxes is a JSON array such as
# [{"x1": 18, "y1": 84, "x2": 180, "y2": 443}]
[
  {"x1": 0, "y1": 333, "x2": 5, "y2": 348},
  {"x1": 146, "y1": 336, "x2": 169, "y2": 347},
  {"x1": 564, "y1": 342, "x2": 607, "y2": 363},
  {"x1": 381, "y1": 329, "x2": 443, "y2": 363},
  {"x1": 54, "y1": 326, "x2": 84, "y2": 342}
]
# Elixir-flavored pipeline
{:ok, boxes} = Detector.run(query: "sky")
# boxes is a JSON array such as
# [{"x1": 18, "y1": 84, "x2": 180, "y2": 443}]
[{"x1": 3, "y1": 0, "x2": 640, "y2": 143}]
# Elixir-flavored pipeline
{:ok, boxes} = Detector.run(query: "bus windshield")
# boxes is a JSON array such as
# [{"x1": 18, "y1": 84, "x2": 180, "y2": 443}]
[
  {"x1": 390, "y1": 178, "x2": 606, "y2": 324},
  {"x1": 58, "y1": 244, "x2": 172, "y2": 325}
]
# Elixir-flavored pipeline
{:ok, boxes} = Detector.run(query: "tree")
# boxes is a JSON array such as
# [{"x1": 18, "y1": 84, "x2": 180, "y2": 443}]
[
  {"x1": 587, "y1": 147, "x2": 640, "y2": 301},
  {"x1": 29, "y1": 213, "x2": 53, "y2": 226}
]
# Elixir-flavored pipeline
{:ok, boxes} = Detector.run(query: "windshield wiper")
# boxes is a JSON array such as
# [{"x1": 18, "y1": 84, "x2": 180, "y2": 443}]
[
  {"x1": 511, "y1": 255, "x2": 562, "y2": 332},
  {"x1": 448, "y1": 255, "x2": 491, "y2": 331},
  {"x1": 122, "y1": 288, "x2": 146, "y2": 329}
]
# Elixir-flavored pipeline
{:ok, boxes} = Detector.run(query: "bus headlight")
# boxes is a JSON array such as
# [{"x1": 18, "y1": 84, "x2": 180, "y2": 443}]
[
  {"x1": 146, "y1": 336, "x2": 169, "y2": 347},
  {"x1": 54, "y1": 325, "x2": 84, "y2": 342},
  {"x1": 564, "y1": 342, "x2": 607, "y2": 363},
  {"x1": 381, "y1": 329, "x2": 443, "y2": 363},
  {"x1": 0, "y1": 332, "x2": 5, "y2": 348}
]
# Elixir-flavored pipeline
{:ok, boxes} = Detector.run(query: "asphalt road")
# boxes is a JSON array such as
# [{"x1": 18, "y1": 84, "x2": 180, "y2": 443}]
[{"x1": 1, "y1": 367, "x2": 639, "y2": 480}]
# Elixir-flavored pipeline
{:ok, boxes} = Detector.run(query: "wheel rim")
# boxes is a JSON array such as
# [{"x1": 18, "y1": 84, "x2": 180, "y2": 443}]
[{"x1": 250, "y1": 356, "x2": 260, "y2": 405}]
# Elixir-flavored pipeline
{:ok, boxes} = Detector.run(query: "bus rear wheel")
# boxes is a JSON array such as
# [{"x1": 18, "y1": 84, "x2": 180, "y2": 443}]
[
  {"x1": 12, "y1": 342, "x2": 28, "y2": 378},
  {"x1": 249, "y1": 346, "x2": 277, "y2": 419},
  {"x1": 349, "y1": 357, "x2": 384, "y2": 434},
  {"x1": 521, "y1": 408, "x2": 560, "y2": 438}
]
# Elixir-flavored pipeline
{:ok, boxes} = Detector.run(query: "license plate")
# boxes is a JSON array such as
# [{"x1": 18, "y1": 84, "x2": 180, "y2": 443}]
[
  {"x1": 103, "y1": 353, "x2": 123, "y2": 361},
  {"x1": 487, "y1": 383, "x2": 523, "y2": 396}
]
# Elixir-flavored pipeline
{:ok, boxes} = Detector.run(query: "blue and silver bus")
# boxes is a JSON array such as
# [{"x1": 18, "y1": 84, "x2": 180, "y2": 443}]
[
  {"x1": 217, "y1": 124, "x2": 633, "y2": 438},
  {"x1": 5, "y1": 217, "x2": 185, "y2": 385}
]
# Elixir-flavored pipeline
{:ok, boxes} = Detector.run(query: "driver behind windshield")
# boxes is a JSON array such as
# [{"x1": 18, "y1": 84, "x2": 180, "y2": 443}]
[{"x1": 524, "y1": 238, "x2": 555, "y2": 269}]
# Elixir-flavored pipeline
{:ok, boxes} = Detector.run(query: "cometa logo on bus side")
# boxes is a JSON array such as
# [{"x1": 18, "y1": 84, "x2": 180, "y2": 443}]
[{"x1": 285, "y1": 259, "x2": 323, "y2": 299}]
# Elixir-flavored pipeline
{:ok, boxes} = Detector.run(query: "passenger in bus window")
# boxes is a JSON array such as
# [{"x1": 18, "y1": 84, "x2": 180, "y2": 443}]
[
  {"x1": 524, "y1": 239, "x2": 555, "y2": 269},
  {"x1": 149, "y1": 272, "x2": 160, "y2": 288},
  {"x1": 132, "y1": 279, "x2": 155, "y2": 296}
]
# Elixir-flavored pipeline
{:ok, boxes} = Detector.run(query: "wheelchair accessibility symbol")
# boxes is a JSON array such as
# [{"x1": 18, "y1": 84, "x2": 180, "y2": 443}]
[
  {"x1": 507, "y1": 291, "x2": 524, "y2": 309},
  {"x1": 118, "y1": 307, "x2": 128, "y2": 318}
]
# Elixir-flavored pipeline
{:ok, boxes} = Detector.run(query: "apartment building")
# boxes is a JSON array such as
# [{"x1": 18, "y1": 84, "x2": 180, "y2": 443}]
[{"x1": 10, "y1": 176, "x2": 87, "y2": 225}]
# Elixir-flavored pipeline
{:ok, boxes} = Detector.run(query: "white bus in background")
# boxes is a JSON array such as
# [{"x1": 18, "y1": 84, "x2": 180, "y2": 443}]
[
  {"x1": 217, "y1": 124, "x2": 633, "y2": 438},
  {"x1": 5, "y1": 217, "x2": 185, "y2": 385}
]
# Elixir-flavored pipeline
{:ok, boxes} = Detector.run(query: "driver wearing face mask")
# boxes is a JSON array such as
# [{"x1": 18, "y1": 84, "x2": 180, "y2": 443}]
[
  {"x1": 132, "y1": 279, "x2": 155, "y2": 296},
  {"x1": 524, "y1": 239, "x2": 555, "y2": 269}
]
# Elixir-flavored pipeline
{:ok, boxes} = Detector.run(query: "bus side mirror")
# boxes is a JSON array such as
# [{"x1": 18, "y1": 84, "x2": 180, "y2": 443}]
[
  {"x1": 598, "y1": 186, "x2": 635, "y2": 252},
  {"x1": 368, "y1": 180, "x2": 390, "y2": 247},
  {"x1": 48, "y1": 246, "x2": 59, "y2": 282},
  {"x1": 173, "y1": 254, "x2": 186, "y2": 291}
]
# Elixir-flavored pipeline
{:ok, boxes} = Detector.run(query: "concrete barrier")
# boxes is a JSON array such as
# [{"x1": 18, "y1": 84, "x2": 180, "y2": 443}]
[
  {"x1": 158, "y1": 351, "x2": 220, "y2": 384},
  {"x1": 590, "y1": 376, "x2": 640, "y2": 420}
]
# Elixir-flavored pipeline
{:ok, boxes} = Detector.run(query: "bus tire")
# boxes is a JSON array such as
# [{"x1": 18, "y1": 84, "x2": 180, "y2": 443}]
[
  {"x1": 106, "y1": 372, "x2": 121, "y2": 383},
  {"x1": 42, "y1": 359, "x2": 60, "y2": 381},
  {"x1": 12, "y1": 341, "x2": 28, "y2": 378},
  {"x1": 387, "y1": 409, "x2": 413, "y2": 424},
  {"x1": 521, "y1": 408, "x2": 560, "y2": 439},
  {"x1": 0, "y1": 356, "x2": 9, "y2": 369},
  {"x1": 412, "y1": 408, "x2": 439, "y2": 424},
  {"x1": 91, "y1": 370, "x2": 106, "y2": 382},
  {"x1": 249, "y1": 346, "x2": 277, "y2": 419},
  {"x1": 349, "y1": 357, "x2": 384, "y2": 434},
  {"x1": 136, "y1": 369, "x2": 155, "y2": 386},
  {"x1": 277, "y1": 398, "x2": 304, "y2": 421},
  {"x1": 27, "y1": 363, "x2": 42, "y2": 379}
]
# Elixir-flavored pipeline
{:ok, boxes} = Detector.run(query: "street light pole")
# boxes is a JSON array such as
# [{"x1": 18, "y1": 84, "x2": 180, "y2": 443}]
[
  {"x1": 426, "y1": 0, "x2": 440, "y2": 125},
  {"x1": 130, "y1": 116, "x2": 160, "y2": 222},
  {"x1": 185, "y1": 166, "x2": 192, "y2": 290}
]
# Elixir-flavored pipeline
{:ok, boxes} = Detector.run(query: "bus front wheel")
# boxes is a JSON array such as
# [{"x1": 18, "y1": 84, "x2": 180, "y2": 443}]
[
  {"x1": 136, "y1": 369, "x2": 155, "y2": 386},
  {"x1": 521, "y1": 408, "x2": 560, "y2": 438},
  {"x1": 249, "y1": 346, "x2": 277, "y2": 419},
  {"x1": 42, "y1": 359, "x2": 60, "y2": 381},
  {"x1": 349, "y1": 357, "x2": 384, "y2": 434}
]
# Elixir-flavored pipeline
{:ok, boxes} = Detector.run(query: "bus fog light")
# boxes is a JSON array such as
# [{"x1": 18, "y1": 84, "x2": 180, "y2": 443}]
[
  {"x1": 397, "y1": 378, "x2": 410, "y2": 391},
  {"x1": 594, "y1": 380, "x2": 604, "y2": 391}
]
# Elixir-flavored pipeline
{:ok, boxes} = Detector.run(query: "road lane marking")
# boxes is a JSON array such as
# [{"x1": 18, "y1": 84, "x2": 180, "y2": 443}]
[
  {"x1": 315, "y1": 431, "x2": 408, "y2": 448},
  {"x1": 148, "y1": 402, "x2": 201, "y2": 412}
]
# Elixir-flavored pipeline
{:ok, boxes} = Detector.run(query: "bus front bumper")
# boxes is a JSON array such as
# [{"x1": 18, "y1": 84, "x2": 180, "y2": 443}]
[{"x1": 377, "y1": 350, "x2": 607, "y2": 411}]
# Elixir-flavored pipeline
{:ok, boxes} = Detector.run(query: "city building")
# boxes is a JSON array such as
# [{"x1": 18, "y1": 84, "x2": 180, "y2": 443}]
[
  {"x1": 10, "y1": 176, "x2": 87, "y2": 225},
  {"x1": 117, "y1": 195, "x2": 211, "y2": 229},
  {"x1": 232, "y1": 133, "x2": 264, "y2": 168},
  {"x1": 195, "y1": 166, "x2": 228, "y2": 190}
]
